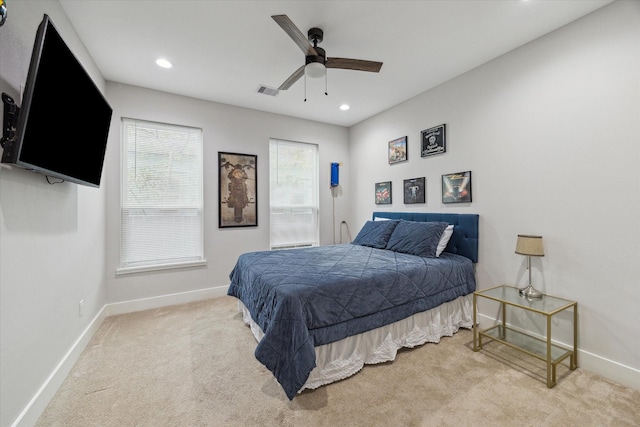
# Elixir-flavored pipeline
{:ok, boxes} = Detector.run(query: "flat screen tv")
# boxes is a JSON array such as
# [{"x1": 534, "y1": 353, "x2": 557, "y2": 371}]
[{"x1": 1, "y1": 14, "x2": 112, "y2": 188}]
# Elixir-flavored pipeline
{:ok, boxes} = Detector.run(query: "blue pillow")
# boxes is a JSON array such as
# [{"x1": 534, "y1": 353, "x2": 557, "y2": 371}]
[
  {"x1": 352, "y1": 220, "x2": 399, "y2": 249},
  {"x1": 385, "y1": 220, "x2": 449, "y2": 257}
]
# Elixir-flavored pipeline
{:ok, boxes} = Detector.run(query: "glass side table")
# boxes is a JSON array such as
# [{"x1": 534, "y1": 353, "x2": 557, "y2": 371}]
[{"x1": 473, "y1": 285, "x2": 578, "y2": 388}]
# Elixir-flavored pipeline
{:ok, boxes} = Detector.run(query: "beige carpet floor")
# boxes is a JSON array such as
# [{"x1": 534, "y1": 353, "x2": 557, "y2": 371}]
[{"x1": 36, "y1": 296, "x2": 640, "y2": 427}]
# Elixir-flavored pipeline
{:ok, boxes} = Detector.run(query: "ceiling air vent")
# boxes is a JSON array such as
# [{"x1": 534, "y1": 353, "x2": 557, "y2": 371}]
[{"x1": 257, "y1": 85, "x2": 279, "y2": 96}]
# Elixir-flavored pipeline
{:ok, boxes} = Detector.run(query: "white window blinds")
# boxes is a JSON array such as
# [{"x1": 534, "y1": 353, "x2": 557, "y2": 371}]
[
  {"x1": 120, "y1": 118, "x2": 204, "y2": 271},
  {"x1": 269, "y1": 139, "x2": 319, "y2": 249}
]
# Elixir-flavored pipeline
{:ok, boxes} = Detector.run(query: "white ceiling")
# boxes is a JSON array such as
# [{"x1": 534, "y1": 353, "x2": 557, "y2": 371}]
[{"x1": 59, "y1": 0, "x2": 613, "y2": 127}]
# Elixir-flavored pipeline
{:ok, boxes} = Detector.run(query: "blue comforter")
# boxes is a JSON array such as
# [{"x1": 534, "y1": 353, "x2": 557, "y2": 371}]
[{"x1": 227, "y1": 243, "x2": 476, "y2": 399}]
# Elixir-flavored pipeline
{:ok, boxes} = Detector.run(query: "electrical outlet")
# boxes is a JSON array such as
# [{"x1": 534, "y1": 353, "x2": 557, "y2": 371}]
[{"x1": 78, "y1": 300, "x2": 84, "y2": 317}]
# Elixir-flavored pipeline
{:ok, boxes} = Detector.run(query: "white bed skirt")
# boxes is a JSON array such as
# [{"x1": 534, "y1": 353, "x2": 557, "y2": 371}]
[{"x1": 239, "y1": 294, "x2": 474, "y2": 393}]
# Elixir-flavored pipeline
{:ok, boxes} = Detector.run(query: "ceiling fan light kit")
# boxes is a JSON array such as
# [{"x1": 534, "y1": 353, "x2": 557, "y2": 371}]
[
  {"x1": 271, "y1": 14, "x2": 383, "y2": 94},
  {"x1": 305, "y1": 62, "x2": 326, "y2": 79}
]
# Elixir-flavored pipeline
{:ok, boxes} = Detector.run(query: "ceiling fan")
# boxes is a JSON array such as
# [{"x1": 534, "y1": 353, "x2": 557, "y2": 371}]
[{"x1": 271, "y1": 14, "x2": 383, "y2": 91}]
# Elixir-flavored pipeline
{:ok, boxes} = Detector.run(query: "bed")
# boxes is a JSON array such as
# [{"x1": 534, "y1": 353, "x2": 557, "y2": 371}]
[{"x1": 227, "y1": 212, "x2": 479, "y2": 399}]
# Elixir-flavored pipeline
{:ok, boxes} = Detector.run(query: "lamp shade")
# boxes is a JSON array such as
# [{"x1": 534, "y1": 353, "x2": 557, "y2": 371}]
[
  {"x1": 515, "y1": 234, "x2": 544, "y2": 257},
  {"x1": 305, "y1": 62, "x2": 326, "y2": 79}
]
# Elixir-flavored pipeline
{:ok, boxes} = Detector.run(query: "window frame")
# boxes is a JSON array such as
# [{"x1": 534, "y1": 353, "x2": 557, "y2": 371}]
[
  {"x1": 117, "y1": 118, "x2": 205, "y2": 275},
  {"x1": 269, "y1": 138, "x2": 319, "y2": 250}
]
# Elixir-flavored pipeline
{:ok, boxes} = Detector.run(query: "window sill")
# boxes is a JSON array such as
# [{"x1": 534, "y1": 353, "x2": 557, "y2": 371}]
[{"x1": 116, "y1": 259, "x2": 207, "y2": 276}]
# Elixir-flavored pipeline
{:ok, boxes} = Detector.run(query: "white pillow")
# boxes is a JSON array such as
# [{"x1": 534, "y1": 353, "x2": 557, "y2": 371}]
[
  {"x1": 373, "y1": 216, "x2": 392, "y2": 221},
  {"x1": 436, "y1": 224, "x2": 454, "y2": 257}
]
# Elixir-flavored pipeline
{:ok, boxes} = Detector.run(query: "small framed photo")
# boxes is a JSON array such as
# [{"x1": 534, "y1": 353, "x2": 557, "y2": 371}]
[
  {"x1": 375, "y1": 181, "x2": 392, "y2": 205},
  {"x1": 421, "y1": 124, "x2": 446, "y2": 157},
  {"x1": 403, "y1": 177, "x2": 425, "y2": 204},
  {"x1": 442, "y1": 171, "x2": 472, "y2": 204},
  {"x1": 219, "y1": 152, "x2": 257, "y2": 227},
  {"x1": 388, "y1": 136, "x2": 408, "y2": 164}
]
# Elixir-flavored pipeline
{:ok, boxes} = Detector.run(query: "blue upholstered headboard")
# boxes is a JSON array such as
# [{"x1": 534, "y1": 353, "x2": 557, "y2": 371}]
[{"x1": 372, "y1": 212, "x2": 479, "y2": 263}]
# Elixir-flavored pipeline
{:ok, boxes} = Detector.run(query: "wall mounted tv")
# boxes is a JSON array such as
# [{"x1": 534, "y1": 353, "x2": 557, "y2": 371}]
[{"x1": 1, "y1": 14, "x2": 112, "y2": 188}]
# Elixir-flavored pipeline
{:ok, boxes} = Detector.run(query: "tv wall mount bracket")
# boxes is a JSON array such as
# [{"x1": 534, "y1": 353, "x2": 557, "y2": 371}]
[{"x1": 1, "y1": 92, "x2": 19, "y2": 149}]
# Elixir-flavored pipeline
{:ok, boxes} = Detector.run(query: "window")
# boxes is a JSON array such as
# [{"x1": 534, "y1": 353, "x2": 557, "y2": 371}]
[
  {"x1": 269, "y1": 139, "x2": 319, "y2": 249},
  {"x1": 119, "y1": 118, "x2": 204, "y2": 273}
]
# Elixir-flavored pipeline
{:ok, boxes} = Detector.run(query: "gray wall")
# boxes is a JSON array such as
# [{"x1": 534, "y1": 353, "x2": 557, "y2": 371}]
[
  {"x1": 103, "y1": 83, "x2": 350, "y2": 304},
  {"x1": 1, "y1": 1, "x2": 639, "y2": 426},
  {"x1": 0, "y1": 2, "x2": 109, "y2": 426},
  {"x1": 349, "y1": 0, "x2": 639, "y2": 388}
]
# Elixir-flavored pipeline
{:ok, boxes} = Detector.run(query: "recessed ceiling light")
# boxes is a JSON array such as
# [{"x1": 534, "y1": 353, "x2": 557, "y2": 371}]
[
  {"x1": 155, "y1": 58, "x2": 173, "y2": 69},
  {"x1": 339, "y1": 104, "x2": 350, "y2": 111}
]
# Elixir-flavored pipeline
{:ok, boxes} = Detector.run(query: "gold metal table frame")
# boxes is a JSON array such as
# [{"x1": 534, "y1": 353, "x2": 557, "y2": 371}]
[{"x1": 473, "y1": 285, "x2": 578, "y2": 388}]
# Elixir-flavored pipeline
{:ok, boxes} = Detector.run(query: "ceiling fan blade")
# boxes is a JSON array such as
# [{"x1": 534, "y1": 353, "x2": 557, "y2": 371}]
[
  {"x1": 326, "y1": 57, "x2": 383, "y2": 73},
  {"x1": 271, "y1": 15, "x2": 317, "y2": 56},
  {"x1": 278, "y1": 65, "x2": 305, "y2": 90}
]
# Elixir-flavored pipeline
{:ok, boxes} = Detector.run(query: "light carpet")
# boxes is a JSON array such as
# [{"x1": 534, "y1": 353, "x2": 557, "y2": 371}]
[{"x1": 36, "y1": 296, "x2": 640, "y2": 426}]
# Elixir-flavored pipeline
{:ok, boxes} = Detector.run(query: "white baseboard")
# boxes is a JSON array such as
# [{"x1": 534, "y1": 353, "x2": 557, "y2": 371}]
[
  {"x1": 476, "y1": 313, "x2": 640, "y2": 392},
  {"x1": 14, "y1": 286, "x2": 228, "y2": 427},
  {"x1": 577, "y1": 348, "x2": 640, "y2": 391},
  {"x1": 13, "y1": 306, "x2": 108, "y2": 427},
  {"x1": 105, "y1": 286, "x2": 228, "y2": 316}
]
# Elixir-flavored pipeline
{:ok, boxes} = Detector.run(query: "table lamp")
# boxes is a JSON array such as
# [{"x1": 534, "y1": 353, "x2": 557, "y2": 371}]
[{"x1": 515, "y1": 234, "x2": 544, "y2": 298}]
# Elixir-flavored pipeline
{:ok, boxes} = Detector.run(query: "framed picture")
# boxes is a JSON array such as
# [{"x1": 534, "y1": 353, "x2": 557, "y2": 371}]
[
  {"x1": 403, "y1": 177, "x2": 425, "y2": 204},
  {"x1": 218, "y1": 152, "x2": 257, "y2": 227},
  {"x1": 421, "y1": 124, "x2": 446, "y2": 157},
  {"x1": 388, "y1": 136, "x2": 408, "y2": 164},
  {"x1": 375, "y1": 181, "x2": 392, "y2": 205},
  {"x1": 442, "y1": 171, "x2": 472, "y2": 204}
]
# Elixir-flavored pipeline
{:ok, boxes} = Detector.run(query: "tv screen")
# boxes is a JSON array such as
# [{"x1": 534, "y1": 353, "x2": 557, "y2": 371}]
[{"x1": 1, "y1": 14, "x2": 112, "y2": 187}]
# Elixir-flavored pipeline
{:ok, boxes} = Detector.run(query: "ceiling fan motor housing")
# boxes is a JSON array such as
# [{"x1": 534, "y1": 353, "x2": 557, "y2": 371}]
[{"x1": 306, "y1": 46, "x2": 326, "y2": 66}]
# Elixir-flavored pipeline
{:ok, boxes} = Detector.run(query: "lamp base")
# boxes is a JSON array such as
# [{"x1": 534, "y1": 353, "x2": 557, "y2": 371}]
[{"x1": 519, "y1": 285, "x2": 543, "y2": 299}]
